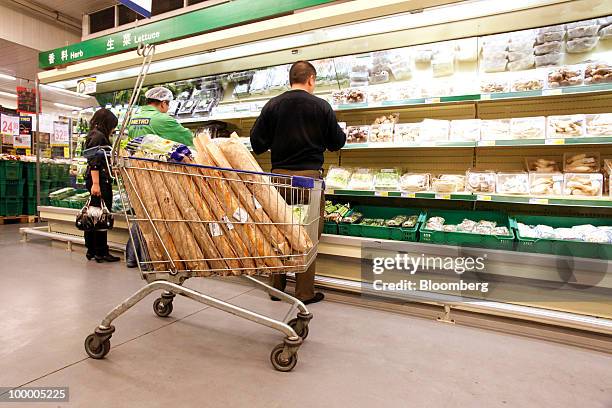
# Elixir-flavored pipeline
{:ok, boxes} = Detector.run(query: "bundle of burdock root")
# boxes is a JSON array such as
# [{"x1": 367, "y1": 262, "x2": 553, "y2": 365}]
[{"x1": 121, "y1": 133, "x2": 314, "y2": 276}]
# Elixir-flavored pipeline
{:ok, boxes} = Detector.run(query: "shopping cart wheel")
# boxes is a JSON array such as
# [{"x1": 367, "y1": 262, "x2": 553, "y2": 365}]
[
  {"x1": 84, "y1": 334, "x2": 111, "y2": 359},
  {"x1": 153, "y1": 297, "x2": 173, "y2": 317},
  {"x1": 270, "y1": 344, "x2": 298, "y2": 372},
  {"x1": 288, "y1": 318, "x2": 309, "y2": 340}
]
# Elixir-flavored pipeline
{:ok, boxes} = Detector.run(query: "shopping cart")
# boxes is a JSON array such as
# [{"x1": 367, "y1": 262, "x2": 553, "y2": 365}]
[{"x1": 83, "y1": 155, "x2": 322, "y2": 371}]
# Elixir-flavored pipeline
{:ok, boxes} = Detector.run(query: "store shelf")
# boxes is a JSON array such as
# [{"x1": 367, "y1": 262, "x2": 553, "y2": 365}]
[
  {"x1": 477, "y1": 137, "x2": 612, "y2": 147},
  {"x1": 325, "y1": 189, "x2": 612, "y2": 208}
]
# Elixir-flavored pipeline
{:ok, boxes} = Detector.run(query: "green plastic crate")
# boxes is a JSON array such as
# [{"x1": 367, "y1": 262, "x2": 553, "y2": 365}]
[
  {"x1": 0, "y1": 198, "x2": 24, "y2": 216},
  {"x1": 338, "y1": 206, "x2": 425, "y2": 242},
  {"x1": 419, "y1": 209, "x2": 515, "y2": 250},
  {"x1": 0, "y1": 161, "x2": 22, "y2": 181},
  {"x1": 510, "y1": 215, "x2": 612, "y2": 260},
  {"x1": 24, "y1": 199, "x2": 37, "y2": 215},
  {"x1": 0, "y1": 179, "x2": 25, "y2": 198},
  {"x1": 324, "y1": 221, "x2": 339, "y2": 235},
  {"x1": 22, "y1": 162, "x2": 36, "y2": 180}
]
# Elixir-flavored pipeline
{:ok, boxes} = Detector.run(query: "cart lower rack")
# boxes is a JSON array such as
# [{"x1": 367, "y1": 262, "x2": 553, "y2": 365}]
[{"x1": 84, "y1": 156, "x2": 323, "y2": 372}]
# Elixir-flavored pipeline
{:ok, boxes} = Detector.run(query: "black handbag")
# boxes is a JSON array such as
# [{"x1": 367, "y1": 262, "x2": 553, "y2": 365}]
[{"x1": 76, "y1": 198, "x2": 114, "y2": 231}]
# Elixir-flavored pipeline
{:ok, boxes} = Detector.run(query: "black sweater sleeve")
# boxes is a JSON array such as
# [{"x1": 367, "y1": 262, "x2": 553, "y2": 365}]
[
  {"x1": 250, "y1": 104, "x2": 272, "y2": 155},
  {"x1": 324, "y1": 106, "x2": 346, "y2": 152}
]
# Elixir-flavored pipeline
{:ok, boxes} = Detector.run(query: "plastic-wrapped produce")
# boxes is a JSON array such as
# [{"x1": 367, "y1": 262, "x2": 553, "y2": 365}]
[
  {"x1": 344, "y1": 88, "x2": 368, "y2": 103},
  {"x1": 529, "y1": 173, "x2": 563, "y2": 195},
  {"x1": 325, "y1": 167, "x2": 352, "y2": 190},
  {"x1": 425, "y1": 216, "x2": 446, "y2": 231},
  {"x1": 511, "y1": 70, "x2": 545, "y2": 91},
  {"x1": 598, "y1": 16, "x2": 612, "y2": 27},
  {"x1": 414, "y1": 48, "x2": 433, "y2": 63},
  {"x1": 369, "y1": 124, "x2": 395, "y2": 143},
  {"x1": 346, "y1": 126, "x2": 370, "y2": 144},
  {"x1": 348, "y1": 168, "x2": 375, "y2": 190},
  {"x1": 511, "y1": 117, "x2": 546, "y2": 139},
  {"x1": 586, "y1": 114, "x2": 612, "y2": 136},
  {"x1": 584, "y1": 62, "x2": 612, "y2": 84},
  {"x1": 431, "y1": 174, "x2": 466, "y2": 193},
  {"x1": 374, "y1": 169, "x2": 400, "y2": 191},
  {"x1": 480, "y1": 76, "x2": 509, "y2": 93},
  {"x1": 482, "y1": 57, "x2": 508, "y2": 73},
  {"x1": 534, "y1": 41, "x2": 562, "y2": 55},
  {"x1": 350, "y1": 64, "x2": 370, "y2": 87},
  {"x1": 456, "y1": 39, "x2": 478, "y2": 62},
  {"x1": 508, "y1": 49, "x2": 534, "y2": 62},
  {"x1": 526, "y1": 157, "x2": 561, "y2": 172},
  {"x1": 601, "y1": 24, "x2": 612, "y2": 40},
  {"x1": 566, "y1": 36, "x2": 599, "y2": 53},
  {"x1": 481, "y1": 119, "x2": 511, "y2": 141},
  {"x1": 496, "y1": 172, "x2": 529, "y2": 194},
  {"x1": 368, "y1": 86, "x2": 392, "y2": 103},
  {"x1": 450, "y1": 119, "x2": 481, "y2": 142},
  {"x1": 388, "y1": 55, "x2": 412, "y2": 80},
  {"x1": 372, "y1": 113, "x2": 399, "y2": 125},
  {"x1": 535, "y1": 53, "x2": 562, "y2": 67},
  {"x1": 421, "y1": 80, "x2": 453, "y2": 97},
  {"x1": 564, "y1": 152, "x2": 600, "y2": 173},
  {"x1": 508, "y1": 56, "x2": 535, "y2": 71},
  {"x1": 420, "y1": 119, "x2": 449, "y2": 142},
  {"x1": 466, "y1": 170, "x2": 496, "y2": 193},
  {"x1": 547, "y1": 115, "x2": 585, "y2": 138},
  {"x1": 432, "y1": 53, "x2": 454, "y2": 77},
  {"x1": 567, "y1": 24, "x2": 600, "y2": 39},
  {"x1": 249, "y1": 69, "x2": 270, "y2": 94},
  {"x1": 394, "y1": 123, "x2": 421, "y2": 143},
  {"x1": 563, "y1": 173, "x2": 603, "y2": 196},
  {"x1": 399, "y1": 173, "x2": 430, "y2": 192},
  {"x1": 536, "y1": 31, "x2": 565, "y2": 43},
  {"x1": 547, "y1": 66, "x2": 583, "y2": 87},
  {"x1": 538, "y1": 24, "x2": 565, "y2": 34}
]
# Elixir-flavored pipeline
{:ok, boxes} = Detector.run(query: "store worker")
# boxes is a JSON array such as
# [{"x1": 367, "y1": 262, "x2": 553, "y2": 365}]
[
  {"x1": 127, "y1": 86, "x2": 194, "y2": 146},
  {"x1": 250, "y1": 60, "x2": 347, "y2": 305},
  {"x1": 84, "y1": 108, "x2": 121, "y2": 263}
]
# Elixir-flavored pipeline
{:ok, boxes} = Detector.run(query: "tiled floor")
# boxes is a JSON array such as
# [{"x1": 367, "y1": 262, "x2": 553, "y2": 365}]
[{"x1": 1, "y1": 224, "x2": 611, "y2": 407}]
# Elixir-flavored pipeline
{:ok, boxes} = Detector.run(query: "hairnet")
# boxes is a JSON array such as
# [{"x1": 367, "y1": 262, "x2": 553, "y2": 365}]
[{"x1": 145, "y1": 87, "x2": 174, "y2": 102}]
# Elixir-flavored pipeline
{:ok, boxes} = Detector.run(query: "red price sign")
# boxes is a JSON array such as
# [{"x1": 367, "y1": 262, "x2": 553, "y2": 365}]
[
  {"x1": 1, "y1": 114, "x2": 19, "y2": 144},
  {"x1": 51, "y1": 121, "x2": 70, "y2": 146}
]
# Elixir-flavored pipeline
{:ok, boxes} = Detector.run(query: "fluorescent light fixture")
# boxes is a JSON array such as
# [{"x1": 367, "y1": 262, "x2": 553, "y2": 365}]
[
  {"x1": 54, "y1": 102, "x2": 83, "y2": 111},
  {"x1": 0, "y1": 73, "x2": 17, "y2": 81},
  {"x1": 42, "y1": 84, "x2": 90, "y2": 99},
  {"x1": 0, "y1": 91, "x2": 16, "y2": 98}
]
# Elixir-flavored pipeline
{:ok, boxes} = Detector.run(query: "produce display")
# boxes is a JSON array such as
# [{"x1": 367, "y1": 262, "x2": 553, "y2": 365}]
[
  {"x1": 529, "y1": 173, "x2": 563, "y2": 195},
  {"x1": 517, "y1": 222, "x2": 612, "y2": 243},
  {"x1": 496, "y1": 172, "x2": 529, "y2": 194},
  {"x1": 341, "y1": 211, "x2": 363, "y2": 224},
  {"x1": 348, "y1": 168, "x2": 375, "y2": 190},
  {"x1": 369, "y1": 124, "x2": 394, "y2": 143},
  {"x1": 424, "y1": 216, "x2": 511, "y2": 236},
  {"x1": 325, "y1": 167, "x2": 352, "y2": 189},
  {"x1": 399, "y1": 173, "x2": 430, "y2": 192},
  {"x1": 450, "y1": 119, "x2": 481, "y2": 142},
  {"x1": 510, "y1": 117, "x2": 546, "y2": 139},
  {"x1": 547, "y1": 66, "x2": 583, "y2": 87},
  {"x1": 325, "y1": 201, "x2": 351, "y2": 223},
  {"x1": 346, "y1": 126, "x2": 370, "y2": 144},
  {"x1": 466, "y1": 170, "x2": 496, "y2": 193},
  {"x1": 394, "y1": 123, "x2": 421, "y2": 143},
  {"x1": 481, "y1": 119, "x2": 511, "y2": 141},
  {"x1": 481, "y1": 77, "x2": 509, "y2": 93},
  {"x1": 563, "y1": 173, "x2": 603, "y2": 196},
  {"x1": 431, "y1": 174, "x2": 466, "y2": 193},
  {"x1": 374, "y1": 169, "x2": 400, "y2": 190},
  {"x1": 512, "y1": 75, "x2": 545, "y2": 91},
  {"x1": 372, "y1": 113, "x2": 400, "y2": 125},
  {"x1": 385, "y1": 215, "x2": 418, "y2": 228},
  {"x1": 586, "y1": 114, "x2": 612, "y2": 136},
  {"x1": 526, "y1": 157, "x2": 561, "y2": 172},
  {"x1": 564, "y1": 152, "x2": 600, "y2": 173},
  {"x1": 584, "y1": 62, "x2": 612, "y2": 84},
  {"x1": 547, "y1": 115, "x2": 585, "y2": 138},
  {"x1": 420, "y1": 119, "x2": 450, "y2": 142}
]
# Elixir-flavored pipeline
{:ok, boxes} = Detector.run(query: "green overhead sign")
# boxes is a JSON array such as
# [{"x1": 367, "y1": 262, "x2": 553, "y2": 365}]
[{"x1": 39, "y1": 0, "x2": 335, "y2": 69}]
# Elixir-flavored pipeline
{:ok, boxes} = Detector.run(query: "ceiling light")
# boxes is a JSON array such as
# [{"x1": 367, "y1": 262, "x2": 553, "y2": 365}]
[
  {"x1": 0, "y1": 91, "x2": 16, "y2": 98},
  {"x1": 42, "y1": 84, "x2": 90, "y2": 99},
  {"x1": 0, "y1": 73, "x2": 17, "y2": 81},
  {"x1": 54, "y1": 102, "x2": 83, "y2": 111}
]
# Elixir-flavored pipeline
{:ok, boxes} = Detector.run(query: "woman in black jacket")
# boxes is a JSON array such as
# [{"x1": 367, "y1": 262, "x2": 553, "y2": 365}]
[{"x1": 84, "y1": 108, "x2": 120, "y2": 263}]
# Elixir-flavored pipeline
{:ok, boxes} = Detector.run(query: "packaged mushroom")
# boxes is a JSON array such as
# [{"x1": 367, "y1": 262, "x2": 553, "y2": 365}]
[
  {"x1": 534, "y1": 41, "x2": 562, "y2": 55},
  {"x1": 367, "y1": 86, "x2": 392, "y2": 103},
  {"x1": 394, "y1": 123, "x2": 421, "y2": 143},
  {"x1": 563, "y1": 152, "x2": 601, "y2": 173},
  {"x1": 526, "y1": 157, "x2": 561, "y2": 173},
  {"x1": 496, "y1": 172, "x2": 530, "y2": 194},
  {"x1": 508, "y1": 55, "x2": 535, "y2": 71},
  {"x1": 372, "y1": 113, "x2": 400, "y2": 125},
  {"x1": 450, "y1": 119, "x2": 481, "y2": 142},
  {"x1": 480, "y1": 76, "x2": 509, "y2": 93},
  {"x1": 529, "y1": 173, "x2": 563, "y2": 195},
  {"x1": 547, "y1": 115, "x2": 585, "y2": 138},
  {"x1": 481, "y1": 119, "x2": 511, "y2": 141},
  {"x1": 369, "y1": 124, "x2": 395, "y2": 143},
  {"x1": 431, "y1": 52, "x2": 455, "y2": 77},
  {"x1": 566, "y1": 36, "x2": 599, "y2": 53},
  {"x1": 345, "y1": 87, "x2": 368, "y2": 103},
  {"x1": 466, "y1": 169, "x2": 497, "y2": 193},
  {"x1": 584, "y1": 62, "x2": 612, "y2": 84},
  {"x1": 511, "y1": 70, "x2": 546, "y2": 91},
  {"x1": 586, "y1": 114, "x2": 612, "y2": 137},
  {"x1": 399, "y1": 173, "x2": 430, "y2": 192},
  {"x1": 345, "y1": 126, "x2": 370, "y2": 144},
  {"x1": 511, "y1": 117, "x2": 546, "y2": 139},
  {"x1": 414, "y1": 48, "x2": 433, "y2": 64},
  {"x1": 563, "y1": 173, "x2": 603, "y2": 196},
  {"x1": 567, "y1": 24, "x2": 600, "y2": 39},
  {"x1": 420, "y1": 119, "x2": 450, "y2": 142},
  {"x1": 547, "y1": 65, "x2": 583, "y2": 87},
  {"x1": 431, "y1": 174, "x2": 466, "y2": 193},
  {"x1": 537, "y1": 24, "x2": 565, "y2": 35},
  {"x1": 536, "y1": 31, "x2": 565, "y2": 43},
  {"x1": 601, "y1": 24, "x2": 612, "y2": 40}
]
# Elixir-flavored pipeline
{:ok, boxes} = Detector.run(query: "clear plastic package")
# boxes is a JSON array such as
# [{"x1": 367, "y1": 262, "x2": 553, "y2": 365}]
[
  {"x1": 547, "y1": 65, "x2": 583, "y2": 87},
  {"x1": 348, "y1": 168, "x2": 375, "y2": 190},
  {"x1": 563, "y1": 173, "x2": 603, "y2": 196},
  {"x1": 344, "y1": 88, "x2": 368, "y2": 103},
  {"x1": 604, "y1": 159, "x2": 612, "y2": 197},
  {"x1": 584, "y1": 62, "x2": 612, "y2": 84},
  {"x1": 480, "y1": 76, "x2": 509, "y2": 93},
  {"x1": 431, "y1": 174, "x2": 466, "y2": 193},
  {"x1": 372, "y1": 113, "x2": 399, "y2": 125},
  {"x1": 466, "y1": 169, "x2": 497, "y2": 193},
  {"x1": 432, "y1": 53, "x2": 455, "y2": 77},
  {"x1": 529, "y1": 172, "x2": 563, "y2": 195},
  {"x1": 586, "y1": 114, "x2": 612, "y2": 136},
  {"x1": 538, "y1": 24, "x2": 565, "y2": 34},
  {"x1": 567, "y1": 24, "x2": 600, "y2": 39},
  {"x1": 388, "y1": 55, "x2": 412, "y2": 80},
  {"x1": 325, "y1": 166, "x2": 352, "y2": 190},
  {"x1": 511, "y1": 70, "x2": 545, "y2": 91},
  {"x1": 481, "y1": 119, "x2": 511, "y2": 140},
  {"x1": 414, "y1": 48, "x2": 433, "y2": 63},
  {"x1": 547, "y1": 115, "x2": 586, "y2": 138},
  {"x1": 601, "y1": 24, "x2": 612, "y2": 40},
  {"x1": 566, "y1": 19, "x2": 598, "y2": 29},
  {"x1": 508, "y1": 49, "x2": 534, "y2": 62},
  {"x1": 482, "y1": 57, "x2": 508, "y2": 73},
  {"x1": 374, "y1": 169, "x2": 400, "y2": 191},
  {"x1": 367, "y1": 85, "x2": 392, "y2": 103},
  {"x1": 566, "y1": 36, "x2": 599, "y2": 53},
  {"x1": 345, "y1": 126, "x2": 370, "y2": 144},
  {"x1": 534, "y1": 41, "x2": 562, "y2": 55},
  {"x1": 392, "y1": 83, "x2": 419, "y2": 100},
  {"x1": 511, "y1": 116, "x2": 546, "y2": 139},
  {"x1": 394, "y1": 123, "x2": 421, "y2": 143},
  {"x1": 421, "y1": 80, "x2": 453, "y2": 97},
  {"x1": 563, "y1": 152, "x2": 601, "y2": 173},
  {"x1": 399, "y1": 173, "x2": 430, "y2": 192},
  {"x1": 496, "y1": 172, "x2": 529, "y2": 194},
  {"x1": 535, "y1": 53, "x2": 562, "y2": 67},
  {"x1": 508, "y1": 56, "x2": 535, "y2": 71},
  {"x1": 456, "y1": 39, "x2": 478, "y2": 62},
  {"x1": 419, "y1": 119, "x2": 450, "y2": 142},
  {"x1": 536, "y1": 31, "x2": 565, "y2": 43},
  {"x1": 450, "y1": 119, "x2": 481, "y2": 142},
  {"x1": 369, "y1": 124, "x2": 395, "y2": 143},
  {"x1": 526, "y1": 157, "x2": 561, "y2": 172}
]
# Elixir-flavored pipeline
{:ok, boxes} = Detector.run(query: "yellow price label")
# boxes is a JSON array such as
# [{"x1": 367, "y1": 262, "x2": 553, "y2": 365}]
[
  {"x1": 401, "y1": 192, "x2": 416, "y2": 198},
  {"x1": 543, "y1": 89, "x2": 562, "y2": 96},
  {"x1": 375, "y1": 191, "x2": 389, "y2": 197},
  {"x1": 64, "y1": 147, "x2": 70, "y2": 157},
  {"x1": 477, "y1": 195, "x2": 492, "y2": 201},
  {"x1": 324, "y1": 189, "x2": 334, "y2": 195},
  {"x1": 545, "y1": 138, "x2": 565, "y2": 145},
  {"x1": 478, "y1": 140, "x2": 495, "y2": 146},
  {"x1": 425, "y1": 97, "x2": 441, "y2": 104},
  {"x1": 435, "y1": 194, "x2": 451, "y2": 200},
  {"x1": 529, "y1": 198, "x2": 549, "y2": 205}
]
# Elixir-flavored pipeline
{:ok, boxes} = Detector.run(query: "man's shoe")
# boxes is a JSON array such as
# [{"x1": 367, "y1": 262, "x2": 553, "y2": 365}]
[
  {"x1": 126, "y1": 261, "x2": 138, "y2": 268},
  {"x1": 102, "y1": 254, "x2": 121, "y2": 262},
  {"x1": 86, "y1": 253, "x2": 95, "y2": 260},
  {"x1": 94, "y1": 255, "x2": 105, "y2": 263},
  {"x1": 303, "y1": 292, "x2": 324, "y2": 305}
]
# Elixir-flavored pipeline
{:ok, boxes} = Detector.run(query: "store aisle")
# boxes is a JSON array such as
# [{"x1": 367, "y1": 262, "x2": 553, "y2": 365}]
[{"x1": 1, "y1": 224, "x2": 611, "y2": 408}]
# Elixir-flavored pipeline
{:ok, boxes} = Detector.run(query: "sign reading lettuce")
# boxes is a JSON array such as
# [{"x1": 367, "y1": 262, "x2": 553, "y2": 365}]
[{"x1": 39, "y1": 0, "x2": 334, "y2": 69}]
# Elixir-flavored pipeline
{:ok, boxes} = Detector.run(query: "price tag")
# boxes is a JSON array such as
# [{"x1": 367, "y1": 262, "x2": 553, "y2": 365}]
[
  {"x1": 543, "y1": 89, "x2": 562, "y2": 96},
  {"x1": 425, "y1": 97, "x2": 441, "y2": 104},
  {"x1": 375, "y1": 191, "x2": 389, "y2": 197},
  {"x1": 435, "y1": 193, "x2": 451, "y2": 200},
  {"x1": 325, "y1": 189, "x2": 334, "y2": 195},
  {"x1": 401, "y1": 192, "x2": 416, "y2": 198},
  {"x1": 481, "y1": 94, "x2": 492, "y2": 100},
  {"x1": 477, "y1": 195, "x2": 492, "y2": 201},
  {"x1": 478, "y1": 140, "x2": 495, "y2": 146},
  {"x1": 64, "y1": 147, "x2": 70, "y2": 157},
  {"x1": 51, "y1": 121, "x2": 70, "y2": 146},
  {"x1": 529, "y1": 198, "x2": 549, "y2": 205},
  {"x1": 545, "y1": 138, "x2": 565, "y2": 145},
  {"x1": 1, "y1": 114, "x2": 19, "y2": 144}
]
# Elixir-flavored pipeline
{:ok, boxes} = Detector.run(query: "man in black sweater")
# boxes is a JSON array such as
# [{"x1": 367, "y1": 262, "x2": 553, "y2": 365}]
[{"x1": 250, "y1": 60, "x2": 346, "y2": 305}]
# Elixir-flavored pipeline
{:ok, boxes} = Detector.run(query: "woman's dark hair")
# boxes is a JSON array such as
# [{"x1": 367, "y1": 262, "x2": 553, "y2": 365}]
[{"x1": 90, "y1": 108, "x2": 118, "y2": 137}]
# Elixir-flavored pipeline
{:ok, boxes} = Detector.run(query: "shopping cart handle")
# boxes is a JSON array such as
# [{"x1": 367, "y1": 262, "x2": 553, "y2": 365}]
[
  {"x1": 291, "y1": 176, "x2": 315, "y2": 189},
  {"x1": 83, "y1": 145, "x2": 112, "y2": 159}
]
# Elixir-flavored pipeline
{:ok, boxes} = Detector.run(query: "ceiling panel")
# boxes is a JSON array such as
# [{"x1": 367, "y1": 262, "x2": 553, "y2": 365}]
[
  {"x1": 28, "y1": 0, "x2": 117, "y2": 20},
  {"x1": 0, "y1": 38, "x2": 39, "y2": 81}
]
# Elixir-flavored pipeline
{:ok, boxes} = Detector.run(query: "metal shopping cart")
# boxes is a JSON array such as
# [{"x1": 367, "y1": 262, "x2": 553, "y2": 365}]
[{"x1": 83, "y1": 44, "x2": 322, "y2": 372}]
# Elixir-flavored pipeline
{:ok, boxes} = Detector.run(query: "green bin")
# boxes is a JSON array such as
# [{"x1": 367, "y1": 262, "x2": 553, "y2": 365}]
[
  {"x1": 0, "y1": 198, "x2": 24, "y2": 216},
  {"x1": 323, "y1": 221, "x2": 339, "y2": 235},
  {"x1": 0, "y1": 161, "x2": 22, "y2": 181},
  {"x1": 0, "y1": 179, "x2": 25, "y2": 198},
  {"x1": 339, "y1": 206, "x2": 425, "y2": 242}
]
